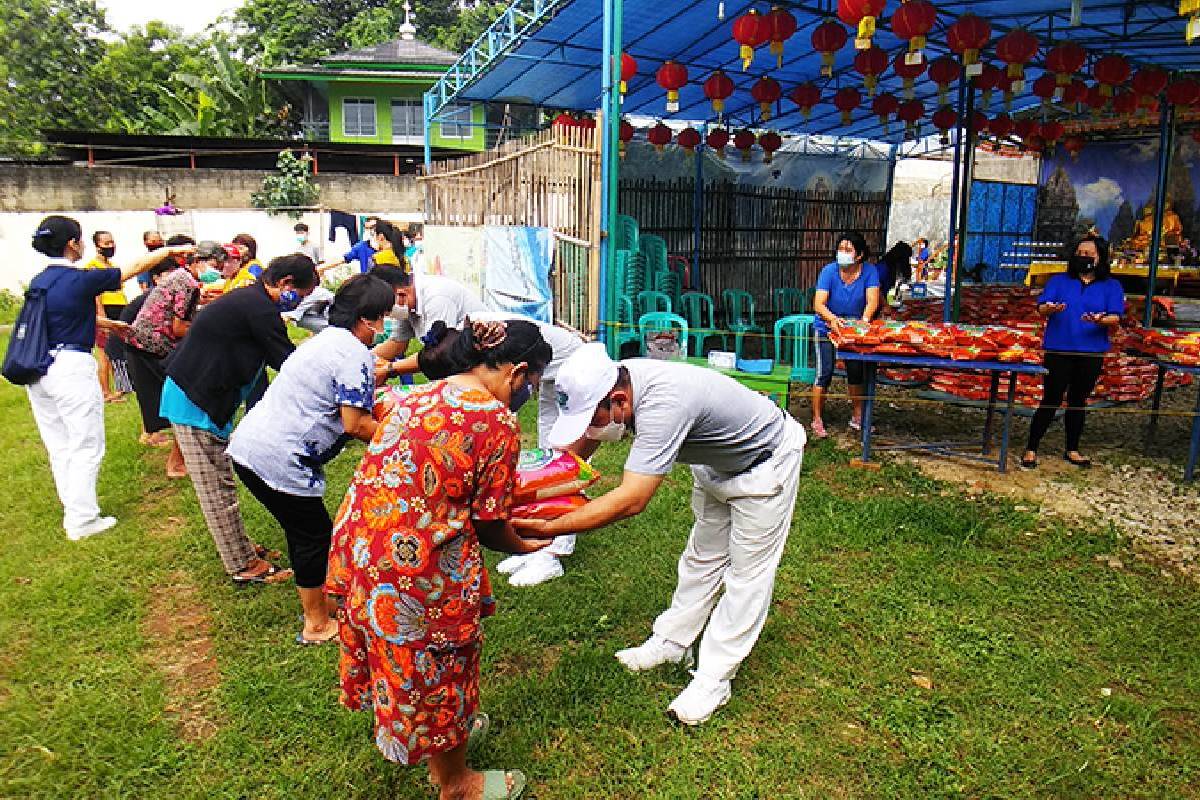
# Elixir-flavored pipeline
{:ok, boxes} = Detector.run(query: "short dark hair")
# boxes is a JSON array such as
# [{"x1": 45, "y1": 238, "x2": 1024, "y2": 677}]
[
  {"x1": 417, "y1": 322, "x2": 470, "y2": 379},
  {"x1": 92, "y1": 230, "x2": 113, "y2": 245},
  {"x1": 143, "y1": 230, "x2": 163, "y2": 243},
  {"x1": 32, "y1": 215, "x2": 82, "y2": 258},
  {"x1": 368, "y1": 264, "x2": 413, "y2": 289},
  {"x1": 263, "y1": 253, "x2": 318, "y2": 290},
  {"x1": 165, "y1": 234, "x2": 195, "y2": 247},
  {"x1": 328, "y1": 275, "x2": 395, "y2": 330},
  {"x1": 1066, "y1": 236, "x2": 1112, "y2": 280},
  {"x1": 232, "y1": 233, "x2": 257, "y2": 259},
  {"x1": 293, "y1": 222, "x2": 309, "y2": 233},
  {"x1": 420, "y1": 318, "x2": 552, "y2": 379},
  {"x1": 836, "y1": 231, "x2": 870, "y2": 261}
]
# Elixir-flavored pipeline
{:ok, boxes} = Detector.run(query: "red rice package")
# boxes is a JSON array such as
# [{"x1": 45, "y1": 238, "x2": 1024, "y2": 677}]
[
  {"x1": 511, "y1": 494, "x2": 588, "y2": 520},
  {"x1": 514, "y1": 448, "x2": 600, "y2": 505}
]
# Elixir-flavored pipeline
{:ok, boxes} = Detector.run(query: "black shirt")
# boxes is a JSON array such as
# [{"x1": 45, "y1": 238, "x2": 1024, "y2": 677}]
[{"x1": 165, "y1": 282, "x2": 294, "y2": 428}]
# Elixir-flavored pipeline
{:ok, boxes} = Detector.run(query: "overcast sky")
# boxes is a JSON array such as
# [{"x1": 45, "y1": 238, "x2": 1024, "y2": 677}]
[{"x1": 97, "y1": 0, "x2": 244, "y2": 34}]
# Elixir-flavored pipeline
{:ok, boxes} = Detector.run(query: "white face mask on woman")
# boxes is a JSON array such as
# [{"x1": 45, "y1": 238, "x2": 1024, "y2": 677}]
[{"x1": 836, "y1": 251, "x2": 857, "y2": 267}]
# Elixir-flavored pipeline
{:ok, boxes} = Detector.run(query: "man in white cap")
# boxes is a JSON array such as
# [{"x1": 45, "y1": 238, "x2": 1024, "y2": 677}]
[{"x1": 515, "y1": 342, "x2": 806, "y2": 725}]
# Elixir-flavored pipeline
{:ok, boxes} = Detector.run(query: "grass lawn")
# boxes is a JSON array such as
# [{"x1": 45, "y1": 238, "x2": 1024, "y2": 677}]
[{"x1": 0, "y1": 351, "x2": 1198, "y2": 798}]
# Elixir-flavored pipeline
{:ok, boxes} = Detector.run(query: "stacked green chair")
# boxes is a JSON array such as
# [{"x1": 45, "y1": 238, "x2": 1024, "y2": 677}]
[
  {"x1": 678, "y1": 291, "x2": 726, "y2": 355},
  {"x1": 638, "y1": 312, "x2": 689, "y2": 358},
  {"x1": 773, "y1": 287, "x2": 806, "y2": 318},
  {"x1": 654, "y1": 269, "x2": 682, "y2": 310},
  {"x1": 635, "y1": 290, "x2": 672, "y2": 318},
  {"x1": 721, "y1": 289, "x2": 764, "y2": 359},
  {"x1": 613, "y1": 295, "x2": 641, "y2": 355},
  {"x1": 614, "y1": 213, "x2": 640, "y2": 253},
  {"x1": 640, "y1": 234, "x2": 669, "y2": 276},
  {"x1": 773, "y1": 314, "x2": 817, "y2": 383}
]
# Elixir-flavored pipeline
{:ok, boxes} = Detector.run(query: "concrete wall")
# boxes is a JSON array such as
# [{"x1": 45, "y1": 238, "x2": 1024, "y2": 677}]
[{"x1": 0, "y1": 164, "x2": 421, "y2": 213}]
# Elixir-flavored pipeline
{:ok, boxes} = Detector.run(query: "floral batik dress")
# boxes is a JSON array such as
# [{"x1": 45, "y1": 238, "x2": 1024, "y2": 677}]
[{"x1": 326, "y1": 380, "x2": 521, "y2": 765}]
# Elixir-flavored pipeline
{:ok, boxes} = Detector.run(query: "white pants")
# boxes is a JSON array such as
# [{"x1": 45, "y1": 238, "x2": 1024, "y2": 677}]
[
  {"x1": 652, "y1": 418, "x2": 806, "y2": 682},
  {"x1": 537, "y1": 377, "x2": 576, "y2": 557},
  {"x1": 26, "y1": 350, "x2": 107, "y2": 533}
]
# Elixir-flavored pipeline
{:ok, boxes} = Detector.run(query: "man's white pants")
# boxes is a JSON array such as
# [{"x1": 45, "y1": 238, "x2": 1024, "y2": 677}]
[
  {"x1": 537, "y1": 377, "x2": 575, "y2": 557},
  {"x1": 26, "y1": 351, "x2": 107, "y2": 533},
  {"x1": 652, "y1": 418, "x2": 806, "y2": 682}
]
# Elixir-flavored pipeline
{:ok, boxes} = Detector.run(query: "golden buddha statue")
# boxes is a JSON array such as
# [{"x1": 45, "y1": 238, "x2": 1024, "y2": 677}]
[{"x1": 1129, "y1": 201, "x2": 1184, "y2": 254}]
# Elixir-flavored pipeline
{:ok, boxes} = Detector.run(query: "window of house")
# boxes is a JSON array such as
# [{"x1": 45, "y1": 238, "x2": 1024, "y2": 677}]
[
  {"x1": 439, "y1": 104, "x2": 474, "y2": 139},
  {"x1": 391, "y1": 100, "x2": 423, "y2": 142},
  {"x1": 342, "y1": 99, "x2": 377, "y2": 138}
]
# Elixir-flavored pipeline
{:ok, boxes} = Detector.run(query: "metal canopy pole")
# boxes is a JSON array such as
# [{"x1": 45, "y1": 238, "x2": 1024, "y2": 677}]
[
  {"x1": 693, "y1": 126, "x2": 705, "y2": 291},
  {"x1": 599, "y1": 0, "x2": 623, "y2": 354},
  {"x1": 423, "y1": 92, "x2": 433, "y2": 170},
  {"x1": 951, "y1": 82, "x2": 978, "y2": 323},
  {"x1": 1144, "y1": 100, "x2": 1176, "y2": 329},
  {"x1": 943, "y1": 77, "x2": 968, "y2": 323}
]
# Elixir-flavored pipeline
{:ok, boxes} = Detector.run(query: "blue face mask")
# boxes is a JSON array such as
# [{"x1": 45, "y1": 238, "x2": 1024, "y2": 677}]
[
  {"x1": 509, "y1": 382, "x2": 532, "y2": 412},
  {"x1": 276, "y1": 289, "x2": 301, "y2": 312}
]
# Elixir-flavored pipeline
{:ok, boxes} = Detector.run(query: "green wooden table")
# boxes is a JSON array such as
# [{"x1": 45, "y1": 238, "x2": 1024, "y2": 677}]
[{"x1": 685, "y1": 357, "x2": 793, "y2": 409}]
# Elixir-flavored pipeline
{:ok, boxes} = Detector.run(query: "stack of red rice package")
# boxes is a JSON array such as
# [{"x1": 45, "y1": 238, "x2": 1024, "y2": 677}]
[
  {"x1": 371, "y1": 386, "x2": 600, "y2": 520},
  {"x1": 829, "y1": 286, "x2": 1195, "y2": 407}
]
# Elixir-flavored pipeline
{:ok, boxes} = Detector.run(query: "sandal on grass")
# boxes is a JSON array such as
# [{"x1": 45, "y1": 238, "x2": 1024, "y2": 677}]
[
  {"x1": 295, "y1": 629, "x2": 338, "y2": 646},
  {"x1": 1064, "y1": 454, "x2": 1092, "y2": 468},
  {"x1": 482, "y1": 770, "x2": 525, "y2": 799},
  {"x1": 231, "y1": 563, "x2": 292, "y2": 586},
  {"x1": 253, "y1": 543, "x2": 283, "y2": 561},
  {"x1": 1019, "y1": 455, "x2": 1038, "y2": 469}
]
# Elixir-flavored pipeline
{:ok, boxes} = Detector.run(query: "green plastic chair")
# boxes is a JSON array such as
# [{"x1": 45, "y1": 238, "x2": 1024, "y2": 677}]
[
  {"x1": 612, "y1": 295, "x2": 640, "y2": 355},
  {"x1": 636, "y1": 290, "x2": 672, "y2": 317},
  {"x1": 638, "y1": 312, "x2": 689, "y2": 358},
  {"x1": 773, "y1": 314, "x2": 817, "y2": 382},
  {"x1": 679, "y1": 291, "x2": 727, "y2": 355},
  {"x1": 614, "y1": 214, "x2": 640, "y2": 253},
  {"x1": 654, "y1": 270, "x2": 682, "y2": 310},
  {"x1": 773, "y1": 287, "x2": 806, "y2": 318},
  {"x1": 721, "y1": 289, "x2": 764, "y2": 359}
]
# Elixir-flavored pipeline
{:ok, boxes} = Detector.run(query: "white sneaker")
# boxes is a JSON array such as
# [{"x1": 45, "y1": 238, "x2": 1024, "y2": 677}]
[
  {"x1": 507, "y1": 552, "x2": 564, "y2": 587},
  {"x1": 615, "y1": 634, "x2": 687, "y2": 672},
  {"x1": 67, "y1": 515, "x2": 117, "y2": 541},
  {"x1": 496, "y1": 554, "x2": 530, "y2": 575},
  {"x1": 667, "y1": 672, "x2": 732, "y2": 726}
]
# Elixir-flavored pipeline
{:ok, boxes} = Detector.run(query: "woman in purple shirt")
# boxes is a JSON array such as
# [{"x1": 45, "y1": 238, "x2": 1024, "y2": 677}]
[{"x1": 1021, "y1": 236, "x2": 1124, "y2": 469}]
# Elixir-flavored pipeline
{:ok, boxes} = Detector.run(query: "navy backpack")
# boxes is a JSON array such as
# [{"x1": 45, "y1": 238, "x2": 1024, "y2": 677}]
[{"x1": 2, "y1": 270, "x2": 64, "y2": 386}]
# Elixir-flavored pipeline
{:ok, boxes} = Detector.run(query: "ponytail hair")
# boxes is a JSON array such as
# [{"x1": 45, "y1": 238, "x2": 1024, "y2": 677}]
[
  {"x1": 418, "y1": 317, "x2": 552, "y2": 380},
  {"x1": 374, "y1": 220, "x2": 409, "y2": 265},
  {"x1": 32, "y1": 215, "x2": 82, "y2": 258}
]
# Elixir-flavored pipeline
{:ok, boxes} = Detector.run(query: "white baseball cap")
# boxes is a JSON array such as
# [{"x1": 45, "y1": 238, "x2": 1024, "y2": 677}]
[{"x1": 547, "y1": 342, "x2": 619, "y2": 448}]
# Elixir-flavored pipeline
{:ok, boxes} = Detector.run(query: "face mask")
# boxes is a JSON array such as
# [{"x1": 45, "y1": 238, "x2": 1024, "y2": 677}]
[
  {"x1": 198, "y1": 268, "x2": 221, "y2": 284},
  {"x1": 391, "y1": 303, "x2": 410, "y2": 320},
  {"x1": 836, "y1": 251, "x2": 857, "y2": 267},
  {"x1": 1069, "y1": 254, "x2": 1096, "y2": 275},
  {"x1": 276, "y1": 288, "x2": 301, "y2": 312},
  {"x1": 586, "y1": 402, "x2": 626, "y2": 442},
  {"x1": 295, "y1": 235, "x2": 307, "y2": 246},
  {"x1": 147, "y1": 242, "x2": 164, "y2": 252},
  {"x1": 98, "y1": 246, "x2": 116, "y2": 259}
]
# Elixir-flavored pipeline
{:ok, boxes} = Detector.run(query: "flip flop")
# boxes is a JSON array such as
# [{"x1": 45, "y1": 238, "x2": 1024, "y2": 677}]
[
  {"x1": 481, "y1": 770, "x2": 525, "y2": 799},
  {"x1": 1019, "y1": 456, "x2": 1038, "y2": 469},
  {"x1": 295, "y1": 630, "x2": 338, "y2": 646},
  {"x1": 231, "y1": 563, "x2": 293, "y2": 586},
  {"x1": 1064, "y1": 454, "x2": 1092, "y2": 468},
  {"x1": 254, "y1": 543, "x2": 283, "y2": 561}
]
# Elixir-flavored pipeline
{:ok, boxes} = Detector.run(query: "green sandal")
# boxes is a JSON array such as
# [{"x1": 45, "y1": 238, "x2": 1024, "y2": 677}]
[{"x1": 482, "y1": 769, "x2": 526, "y2": 799}]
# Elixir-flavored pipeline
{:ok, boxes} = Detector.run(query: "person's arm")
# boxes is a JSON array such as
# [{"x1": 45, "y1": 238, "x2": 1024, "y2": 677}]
[
  {"x1": 119, "y1": 244, "x2": 192, "y2": 282},
  {"x1": 1037, "y1": 279, "x2": 1065, "y2": 316},
  {"x1": 475, "y1": 520, "x2": 552, "y2": 554},
  {"x1": 862, "y1": 286, "x2": 881, "y2": 322},
  {"x1": 340, "y1": 405, "x2": 378, "y2": 442},
  {"x1": 513, "y1": 472, "x2": 665, "y2": 537},
  {"x1": 813, "y1": 289, "x2": 843, "y2": 331},
  {"x1": 257, "y1": 306, "x2": 296, "y2": 370}
]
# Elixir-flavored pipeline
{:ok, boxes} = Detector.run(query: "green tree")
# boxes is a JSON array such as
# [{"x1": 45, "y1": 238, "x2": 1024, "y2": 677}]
[{"x1": 251, "y1": 150, "x2": 321, "y2": 217}]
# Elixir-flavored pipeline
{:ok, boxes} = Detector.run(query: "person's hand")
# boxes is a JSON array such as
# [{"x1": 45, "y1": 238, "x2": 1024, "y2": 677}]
[
  {"x1": 96, "y1": 317, "x2": 130, "y2": 334},
  {"x1": 828, "y1": 316, "x2": 846, "y2": 332},
  {"x1": 511, "y1": 518, "x2": 558, "y2": 539},
  {"x1": 1081, "y1": 311, "x2": 1103, "y2": 324},
  {"x1": 1041, "y1": 302, "x2": 1067, "y2": 315},
  {"x1": 374, "y1": 359, "x2": 394, "y2": 385}
]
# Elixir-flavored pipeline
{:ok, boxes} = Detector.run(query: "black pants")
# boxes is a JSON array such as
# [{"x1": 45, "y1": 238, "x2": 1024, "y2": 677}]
[
  {"x1": 232, "y1": 462, "x2": 332, "y2": 589},
  {"x1": 1026, "y1": 352, "x2": 1105, "y2": 454},
  {"x1": 125, "y1": 346, "x2": 170, "y2": 433}
]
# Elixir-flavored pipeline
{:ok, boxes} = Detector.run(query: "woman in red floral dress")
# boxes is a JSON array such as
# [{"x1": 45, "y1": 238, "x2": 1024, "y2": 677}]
[{"x1": 327, "y1": 319, "x2": 552, "y2": 800}]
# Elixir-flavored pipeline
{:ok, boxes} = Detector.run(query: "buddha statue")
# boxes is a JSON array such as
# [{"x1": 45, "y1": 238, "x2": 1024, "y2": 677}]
[{"x1": 1128, "y1": 201, "x2": 1184, "y2": 255}]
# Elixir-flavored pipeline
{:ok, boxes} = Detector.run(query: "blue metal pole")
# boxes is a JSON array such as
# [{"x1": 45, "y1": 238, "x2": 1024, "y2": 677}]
[
  {"x1": 423, "y1": 91, "x2": 433, "y2": 169},
  {"x1": 951, "y1": 82, "x2": 978, "y2": 323},
  {"x1": 943, "y1": 77, "x2": 968, "y2": 323},
  {"x1": 692, "y1": 127, "x2": 705, "y2": 291},
  {"x1": 598, "y1": 0, "x2": 623, "y2": 355},
  {"x1": 1144, "y1": 101, "x2": 1176, "y2": 329}
]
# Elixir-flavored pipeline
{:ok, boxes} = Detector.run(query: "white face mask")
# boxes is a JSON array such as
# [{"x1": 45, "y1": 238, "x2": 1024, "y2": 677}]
[
  {"x1": 391, "y1": 303, "x2": 410, "y2": 320},
  {"x1": 585, "y1": 403, "x2": 626, "y2": 442},
  {"x1": 836, "y1": 251, "x2": 857, "y2": 267}
]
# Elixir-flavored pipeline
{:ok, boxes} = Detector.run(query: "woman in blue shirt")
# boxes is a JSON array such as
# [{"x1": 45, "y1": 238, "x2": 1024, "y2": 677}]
[
  {"x1": 23, "y1": 216, "x2": 191, "y2": 540},
  {"x1": 812, "y1": 232, "x2": 881, "y2": 439},
  {"x1": 1021, "y1": 236, "x2": 1124, "y2": 469}
]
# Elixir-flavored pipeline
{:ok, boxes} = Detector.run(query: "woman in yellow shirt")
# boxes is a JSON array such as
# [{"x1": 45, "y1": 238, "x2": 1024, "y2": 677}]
[{"x1": 86, "y1": 231, "x2": 131, "y2": 402}]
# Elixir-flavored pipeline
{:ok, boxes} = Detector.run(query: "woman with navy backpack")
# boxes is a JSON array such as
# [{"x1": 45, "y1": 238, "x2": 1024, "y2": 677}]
[{"x1": 22, "y1": 216, "x2": 191, "y2": 541}]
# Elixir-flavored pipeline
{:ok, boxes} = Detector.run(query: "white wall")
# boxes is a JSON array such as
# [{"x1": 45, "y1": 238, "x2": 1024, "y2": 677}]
[{"x1": 0, "y1": 208, "x2": 422, "y2": 295}]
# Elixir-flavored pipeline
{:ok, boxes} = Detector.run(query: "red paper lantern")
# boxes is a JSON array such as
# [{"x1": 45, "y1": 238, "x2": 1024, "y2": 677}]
[
  {"x1": 751, "y1": 76, "x2": 783, "y2": 120},
  {"x1": 1062, "y1": 134, "x2": 1086, "y2": 161},
  {"x1": 833, "y1": 86, "x2": 862, "y2": 125},
  {"x1": 932, "y1": 105, "x2": 957, "y2": 143},
  {"x1": 891, "y1": 0, "x2": 938, "y2": 61},
  {"x1": 706, "y1": 127, "x2": 730, "y2": 158},
  {"x1": 647, "y1": 122, "x2": 673, "y2": 152},
  {"x1": 1063, "y1": 78, "x2": 1089, "y2": 107},
  {"x1": 969, "y1": 111, "x2": 988, "y2": 134},
  {"x1": 989, "y1": 113, "x2": 1014, "y2": 139},
  {"x1": 618, "y1": 118, "x2": 634, "y2": 157},
  {"x1": 839, "y1": 0, "x2": 886, "y2": 49},
  {"x1": 1045, "y1": 42, "x2": 1087, "y2": 91},
  {"x1": 676, "y1": 127, "x2": 702, "y2": 154},
  {"x1": 759, "y1": 131, "x2": 783, "y2": 163},
  {"x1": 656, "y1": 60, "x2": 689, "y2": 113},
  {"x1": 766, "y1": 7, "x2": 798, "y2": 69},
  {"x1": 789, "y1": 82, "x2": 822, "y2": 121},
  {"x1": 995, "y1": 28, "x2": 1039, "y2": 92},
  {"x1": 1092, "y1": 54, "x2": 1131, "y2": 97},
  {"x1": 1024, "y1": 134, "x2": 1045, "y2": 153},
  {"x1": 620, "y1": 53, "x2": 637, "y2": 96},
  {"x1": 1032, "y1": 74, "x2": 1058, "y2": 107},
  {"x1": 811, "y1": 19, "x2": 849, "y2": 77},
  {"x1": 732, "y1": 9, "x2": 770, "y2": 70},
  {"x1": 929, "y1": 56, "x2": 960, "y2": 105},
  {"x1": 1132, "y1": 66, "x2": 1169, "y2": 109},
  {"x1": 975, "y1": 64, "x2": 1003, "y2": 111},
  {"x1": 703, "y1": 70, "x2": 735, "y2": 118},
  {"x1": 892, "y1": 51, "x2": 927, "y2": 100},
  {"x1": 1166, "y1": 77, "x2": 1200, "y2": 108},
  {"x1": 947, "y1": 14, "x2": 991, "y2": 75},
  {"x1": 872, "y1": 92, "x2": 900, "y2": 131},
  {"x1": 853, "y1": 45, "x2": 889, "y2": 97},
  {"x1": 1084, "y1": 83, "x2": 1108, "y2": 117},
  {"x1": 733, "y1": 128, "x2": 756, "y2": 161},
  {"x1": 898, "y1": 98, "x2": 925, "y2": 135},
  {"x1": 1111, "y1": 89, "x2": 1139, "y2": 117},
  {"x1": 1039, "y1": 120, "x2": 1065, "y2": 147},
  {"x1": 1013, "y1": 118, "x2": 1038, "y2": 141}
]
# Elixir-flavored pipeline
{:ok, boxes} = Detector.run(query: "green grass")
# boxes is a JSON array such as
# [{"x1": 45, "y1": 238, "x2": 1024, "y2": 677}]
[{"x1": 0, "y1": 348, "x2": 1197, "y2": 798}]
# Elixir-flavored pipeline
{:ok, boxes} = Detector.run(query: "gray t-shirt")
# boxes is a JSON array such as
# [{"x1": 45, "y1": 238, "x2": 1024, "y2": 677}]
[
  {"x1": 228, "y1": 326, "x2": 375, "y2": 496},
  {"x1": 623, "y1": 359, "x2": 787, "y2": 477},
  {"x1": 470, "y1": 311, "x2": 584, "y2": 380},
  {"x1": 388, "y1": 274, "x2": 488, "y2": 344}
]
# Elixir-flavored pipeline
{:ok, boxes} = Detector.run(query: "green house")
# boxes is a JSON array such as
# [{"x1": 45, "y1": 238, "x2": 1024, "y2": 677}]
[{"x1": 263, "y1": 10, "x2": 486, "y2": 153}]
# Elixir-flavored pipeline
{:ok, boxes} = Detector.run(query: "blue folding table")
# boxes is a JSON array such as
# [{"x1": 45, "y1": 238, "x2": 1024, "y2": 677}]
[
  {"x1": 838, "y1": 351, "x2": 1048, "y2": 473},
  {"x1": 1141, "y1": 359, "x2": 1200, "y2": 482}
]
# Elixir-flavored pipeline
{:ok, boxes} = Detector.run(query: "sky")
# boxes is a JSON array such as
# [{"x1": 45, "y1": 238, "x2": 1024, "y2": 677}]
[{"x1": 96, "y1": 0, "x2": 244, "y2": 35}]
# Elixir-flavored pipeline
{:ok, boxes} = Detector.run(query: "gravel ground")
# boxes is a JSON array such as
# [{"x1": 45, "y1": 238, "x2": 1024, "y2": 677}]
[{"x1": 790, "y1": 380, "x2": 1200, "y2": 580}]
